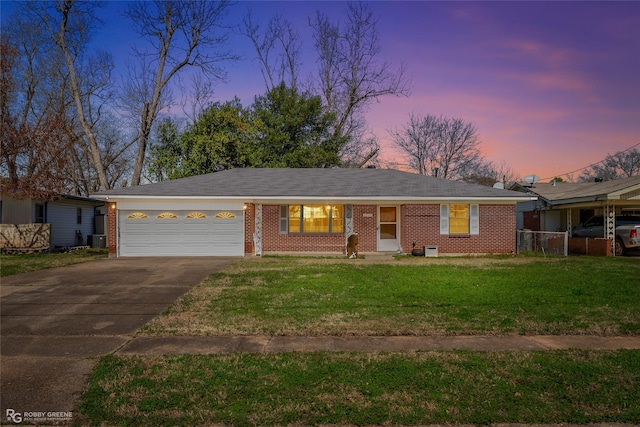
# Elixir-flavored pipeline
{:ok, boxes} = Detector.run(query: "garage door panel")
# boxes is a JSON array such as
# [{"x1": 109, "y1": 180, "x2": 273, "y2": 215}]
[{"x1": 119, "y1": 210, "x2": 243, "y2": 256}]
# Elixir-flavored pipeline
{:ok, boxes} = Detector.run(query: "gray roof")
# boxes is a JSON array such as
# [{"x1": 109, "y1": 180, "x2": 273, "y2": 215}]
[
  {"x1": 512, "y1": 175, "x2": 640, "y2": 204},
  {"x1": 93, "y1": 168, "x2": 531, "y2": 200}
]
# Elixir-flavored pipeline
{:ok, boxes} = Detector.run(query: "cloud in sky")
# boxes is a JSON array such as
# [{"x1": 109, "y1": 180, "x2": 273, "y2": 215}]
[
  {"x1": 365, "y1": 1, "x2": 639, "y2": 179},
  {"x1": 2, "y1": 1, "x2": 638, "y2": 180}
]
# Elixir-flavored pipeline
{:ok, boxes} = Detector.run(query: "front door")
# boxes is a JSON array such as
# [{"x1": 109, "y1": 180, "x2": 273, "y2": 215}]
[{"x1": 378, "y1": 206, "x2": 399, "y2": 251}]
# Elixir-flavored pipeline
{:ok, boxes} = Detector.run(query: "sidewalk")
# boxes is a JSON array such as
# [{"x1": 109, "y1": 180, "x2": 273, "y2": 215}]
[{"x1": 118, "y1": 334, "x2": 640, "y2": 355}]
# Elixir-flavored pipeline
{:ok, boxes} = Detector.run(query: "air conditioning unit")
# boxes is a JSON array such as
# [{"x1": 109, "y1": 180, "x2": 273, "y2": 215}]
[
  {"x1": 89, "y1": 234, "x2": 107, "y2": 248},
  {"x1": 424, "y1": 245, "x2": 438, "y2": 257}
]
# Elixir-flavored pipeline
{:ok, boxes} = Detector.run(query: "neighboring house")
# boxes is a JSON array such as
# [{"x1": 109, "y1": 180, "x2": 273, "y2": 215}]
[
  {"x1": 510, "y1": 175, "x2": 640, "y2": 237},
  {"x1": 92, "y1": 168, "x2": 534, "y2": 257},
  {"x1": 0, "y1": 194, "x2": 106, "y2": 248}
]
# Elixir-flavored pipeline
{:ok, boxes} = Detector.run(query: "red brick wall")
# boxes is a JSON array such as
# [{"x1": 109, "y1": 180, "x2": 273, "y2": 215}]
[
  {"x1": 353, "y1": 205, "x2": 377, "y2": 252},
  {"x1": 258, "y1": 203, "x2": 517, "y2": 255},
  {"x1": 401, "y1": 204, "x2": 516, "y2": 254},
  {"x1": 107, "y1": 202, "x2": 117, "y2": 257},
  {"x1": 262, "y1": 205, "x2": 346, "y2": 253},
  {"x1": 568, "y1": 237, "x2": 612, "y2": 256}
]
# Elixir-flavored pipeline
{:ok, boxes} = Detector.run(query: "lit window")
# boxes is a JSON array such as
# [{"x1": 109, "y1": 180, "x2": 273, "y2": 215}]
[
  {"x1": 440, "y1": 204, "x2": 479, "y2": 235},
  {"x1": 283, "y1": 205, "x2": 344, "y2": 234},
  {"x1": 449, "y1": 204, "x2": 469, "y2": 234}
]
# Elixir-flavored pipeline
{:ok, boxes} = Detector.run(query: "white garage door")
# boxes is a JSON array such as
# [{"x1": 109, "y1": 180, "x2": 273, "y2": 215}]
[{"x1": 119, "y1": 210, "x2": 244, "y2": 256}]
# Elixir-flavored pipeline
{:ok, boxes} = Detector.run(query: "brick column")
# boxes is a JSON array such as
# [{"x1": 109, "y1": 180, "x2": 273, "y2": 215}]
[{"x1": 107, "y1": 202, "x2": 117, "y2": 257}]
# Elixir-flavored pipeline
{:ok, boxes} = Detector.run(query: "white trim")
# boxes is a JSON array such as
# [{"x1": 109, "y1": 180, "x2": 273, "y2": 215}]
[
  {"x1": 279, "y1": 205, "x2": 288, "y2": 234},
  {"x1": 113, "y1": 199, "x2": 243, "y2": 210},
  {"x1": 440, "y1": 204, "x2": 449, "y2": 235},
  {"x1": 470, "y1": 204, "x2": 479, "y2": 235},
  {"x1": 93, "y1": 195, "x2": 535, "y2": 204}
]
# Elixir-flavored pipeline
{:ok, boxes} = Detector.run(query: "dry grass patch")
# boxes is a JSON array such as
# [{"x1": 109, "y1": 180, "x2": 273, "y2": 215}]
[{"x1": 0, "y1": 249, "x2": 108, "y2": 276}]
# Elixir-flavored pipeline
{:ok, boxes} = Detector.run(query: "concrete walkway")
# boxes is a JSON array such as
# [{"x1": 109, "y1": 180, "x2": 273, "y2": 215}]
[
  {"x1": 0, "y1": 257, "x2": 237, "y2": 421},
  {"x1": 119, "y1": 334, "x2": 640, "y2": 355}
]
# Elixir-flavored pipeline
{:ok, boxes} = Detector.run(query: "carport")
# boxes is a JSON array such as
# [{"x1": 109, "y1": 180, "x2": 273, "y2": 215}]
[{"x1": 511, "y1": 175, "x2": 640, "y2": 253}]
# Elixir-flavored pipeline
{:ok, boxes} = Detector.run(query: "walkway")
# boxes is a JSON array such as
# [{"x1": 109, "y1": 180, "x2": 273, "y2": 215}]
[{"x1": 119, "y1": 334, "x2": 640, "y2": 355}]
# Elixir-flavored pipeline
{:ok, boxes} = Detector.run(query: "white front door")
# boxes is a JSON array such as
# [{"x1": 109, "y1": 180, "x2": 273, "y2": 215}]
[{"x1": 378, "y1": 206, "x2": 399, "y2": 251}]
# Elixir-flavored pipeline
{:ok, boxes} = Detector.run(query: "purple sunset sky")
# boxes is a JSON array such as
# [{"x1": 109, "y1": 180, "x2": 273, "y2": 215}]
[{"x1": 3, "y1": 1, "x2": 639, "y2": 181}]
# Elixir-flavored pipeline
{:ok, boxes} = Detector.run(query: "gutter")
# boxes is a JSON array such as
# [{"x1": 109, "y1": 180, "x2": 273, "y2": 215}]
[{"x1": 91, "y1": 195, "x2": 537, "y2": 204}]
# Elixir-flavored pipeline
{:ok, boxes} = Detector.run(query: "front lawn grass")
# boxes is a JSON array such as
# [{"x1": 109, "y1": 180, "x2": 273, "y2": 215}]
[
  {"x1": 142, "y1": 256, "x2": 640, "y2": 336},
  {"x1": 79, "y1": 349, "x2": 640, "y2": 426},
  {"x1": 0, "y1": 249, "x2": 108, "y2": 277}
]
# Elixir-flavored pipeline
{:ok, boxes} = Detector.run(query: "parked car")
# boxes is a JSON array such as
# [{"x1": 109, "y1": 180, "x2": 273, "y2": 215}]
[{"x1": 572, "y1": 215, "x2": 640, "y2": 256}]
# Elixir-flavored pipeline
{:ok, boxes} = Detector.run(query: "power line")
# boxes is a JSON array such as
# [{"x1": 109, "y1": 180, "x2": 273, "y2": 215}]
[{"x1": 540, "y1": 141, "x2": 640, "y2": 181}]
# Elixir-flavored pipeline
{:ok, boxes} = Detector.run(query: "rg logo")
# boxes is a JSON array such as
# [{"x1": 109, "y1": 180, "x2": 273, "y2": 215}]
[{"x1": 6, "y1": 409, "x2": 22, "y2": 423}]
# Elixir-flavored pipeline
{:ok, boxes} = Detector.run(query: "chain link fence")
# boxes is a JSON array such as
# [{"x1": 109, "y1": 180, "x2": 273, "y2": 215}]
[{"x1": 517, "y1": 230, "x2": 568, "y2": 256}]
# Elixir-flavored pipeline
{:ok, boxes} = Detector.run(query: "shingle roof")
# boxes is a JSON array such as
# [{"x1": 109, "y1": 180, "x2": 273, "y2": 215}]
[
  {"x1": 512, "y1": 175, "x2": 640, "y2": 203},
  {"x1": 92, "y1": 168, "x2": 531, "y2": 200}
]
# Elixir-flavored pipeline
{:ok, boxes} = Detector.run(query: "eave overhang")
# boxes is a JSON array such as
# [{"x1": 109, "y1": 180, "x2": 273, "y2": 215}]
[{"x1": 91, "y1": 194, "x2": 537, "y2": 204}]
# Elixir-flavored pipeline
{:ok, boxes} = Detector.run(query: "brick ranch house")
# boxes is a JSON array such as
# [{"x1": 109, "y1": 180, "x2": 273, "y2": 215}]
[{"x1": 92, "y1": 168, "x2": 535, "y2": 257}]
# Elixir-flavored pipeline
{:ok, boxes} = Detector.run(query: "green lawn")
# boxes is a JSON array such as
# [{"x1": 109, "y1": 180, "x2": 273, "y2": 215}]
[
  {"x1": 0, "y1": 249, "x2": 108, "y2": 277},
  {"x1": 80, "y1": 350, "x2": 640, "y2": 426},
  {"x1": 79, "y1": 255, "x2": 640, "y2": 426},
  {"x1": 142, "y1": 256, "x2": 640, "y2": 336}
]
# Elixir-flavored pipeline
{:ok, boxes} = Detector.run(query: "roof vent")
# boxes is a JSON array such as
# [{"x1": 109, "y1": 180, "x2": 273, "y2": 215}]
[{"x1": 492, "y1": 182, "x2": 505, "y2": 189}]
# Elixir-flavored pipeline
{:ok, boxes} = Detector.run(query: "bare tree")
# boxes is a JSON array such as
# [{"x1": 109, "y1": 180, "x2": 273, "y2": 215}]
[
  {"x1": 240, "y1": 12, "x2": 302, "y2": 92},
  {"x1": 2, "y1": 2, "x2": 132, "y2": 195},
  {"x1": 311, "y1": 3, "x2": 410, "y2": 165},
  {"x1": 242, "y1": 2, "x2": 409, "y2": 167},
  {"x1": 122, "y1": 0, "x2": 237, "y2": 186},
  {"x1": 390, "y1": 113, "x2": 486, "y2": 181},
  {"x1": 1, "y1": 14, "x2": 81, "y2": 198},
  {"x1": 179, "y1": 73, "x2": 217, "y2": 123},
  {"x1": 580, "y1": 147, "x2": 640, "y2": 181},
  {"x1": 34, "y1": 0, "x2": 115, "y2": 191},
  {"x1": 461, "y1": 160, "x2": 519, "y2": 187}
]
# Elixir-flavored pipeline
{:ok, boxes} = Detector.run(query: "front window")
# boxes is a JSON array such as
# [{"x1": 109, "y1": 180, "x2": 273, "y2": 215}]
[
  {"x1": 449, "y1": 204, "x2": 469, "y2": 234},
  {"x1": 35, "y1": 204, "x2": 45, "y2": 223},
  {"x1": 286, "y1": 205, "x2": 344, "y2": 233}
]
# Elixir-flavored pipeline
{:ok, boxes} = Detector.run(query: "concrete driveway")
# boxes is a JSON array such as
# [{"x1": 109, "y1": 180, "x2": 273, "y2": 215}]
[{"x1": 0, "y1": 257, "x2": 235, "y2": 422}]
